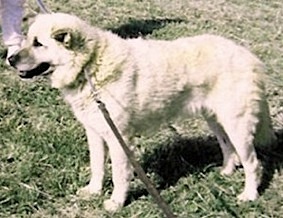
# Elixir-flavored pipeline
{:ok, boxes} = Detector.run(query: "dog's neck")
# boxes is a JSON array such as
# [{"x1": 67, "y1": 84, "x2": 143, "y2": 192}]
[{"x1": 63, "y1": 29, "x2": 129, "y2": 91}]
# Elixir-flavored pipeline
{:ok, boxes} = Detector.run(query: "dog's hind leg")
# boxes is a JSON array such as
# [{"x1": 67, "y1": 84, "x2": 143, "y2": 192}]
[
  {"x1": 206, "y1": 117, "x2": 240, "y2": 175},
  {"x1": 217, "y1": 110, "x2": 262, "y2": 201}
]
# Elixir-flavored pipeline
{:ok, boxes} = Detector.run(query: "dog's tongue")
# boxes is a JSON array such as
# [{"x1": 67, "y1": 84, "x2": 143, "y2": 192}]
[{"x1": 19, "y1": 71, "x2": 30, "y2": 78}]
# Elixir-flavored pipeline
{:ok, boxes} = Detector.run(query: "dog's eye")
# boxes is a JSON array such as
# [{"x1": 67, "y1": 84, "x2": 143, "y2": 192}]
[
  {"x1": 53, "y1": 32, "x2": 67, "y2": 43},
  {"x1": 33, "y1": 37, "x2": 43, "y2": 47}
]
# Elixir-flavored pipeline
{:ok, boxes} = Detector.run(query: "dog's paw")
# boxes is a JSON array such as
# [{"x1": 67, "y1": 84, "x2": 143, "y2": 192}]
[
  {"x1": 103, "y1": 199, "x2": 122, "y2": 212},
  {"x1": 220, "y1": 166, "x2": 234, "y2": 176},
  {"x1": 76, "y1": 185, "x2": 102, "y2": 199},
  {"x1": 237, "y1": 190, "x2": 258, "y2": 201}
]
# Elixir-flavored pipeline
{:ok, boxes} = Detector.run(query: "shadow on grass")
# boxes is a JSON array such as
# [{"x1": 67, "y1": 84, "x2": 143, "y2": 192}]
[
  {"x1": 258, "y1": 130, "x2": 283, "y2": 194},
  {"x1": 126, "y1": 130, "x2": 283, "y2": 205},
  {"x1": 126, "y1": 134, "x2": 223, "y2": 204},
  {"x1": 141, "y1": 135, "x2": 222, "y2": 187},
  {"x1": 110, "y1": 18, "x2": 185, "y2": 38}
]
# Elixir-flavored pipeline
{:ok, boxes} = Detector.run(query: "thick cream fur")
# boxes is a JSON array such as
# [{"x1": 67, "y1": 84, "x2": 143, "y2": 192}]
[{"x1": 13, "y1": 13, "x2": 275, "y2": 211}]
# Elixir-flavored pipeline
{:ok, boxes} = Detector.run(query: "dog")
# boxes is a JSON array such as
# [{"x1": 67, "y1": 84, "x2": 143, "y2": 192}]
[{"x1": 9, "y1": 13, "x2": 275, "y2": 211}]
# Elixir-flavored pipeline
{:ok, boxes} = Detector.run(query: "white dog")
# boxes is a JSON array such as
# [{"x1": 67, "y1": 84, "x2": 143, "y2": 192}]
[{"x1": 9, "y1": 13, "x2": 275, "y2": 211}]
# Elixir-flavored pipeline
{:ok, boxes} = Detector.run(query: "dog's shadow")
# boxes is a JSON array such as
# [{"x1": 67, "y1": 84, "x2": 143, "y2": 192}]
[
  {"x1": 126, "y1": 133, "x2": 222, "y2": 204},
  {"x1": 109, "y1": 18, "x2": 185, "y2": 38},
  {"x1": 126, "y1": 130, "x2": 283, "y2": 205}
]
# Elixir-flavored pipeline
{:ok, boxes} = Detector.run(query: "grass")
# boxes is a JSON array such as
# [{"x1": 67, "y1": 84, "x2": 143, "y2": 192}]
[{"x1": 1, "y1": 0, "x2": 283, "y2": 217}]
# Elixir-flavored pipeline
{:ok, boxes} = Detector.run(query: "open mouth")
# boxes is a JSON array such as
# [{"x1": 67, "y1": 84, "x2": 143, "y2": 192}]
[{"x1": 19, "y1": 62, "x2": 52, "y2": 79}]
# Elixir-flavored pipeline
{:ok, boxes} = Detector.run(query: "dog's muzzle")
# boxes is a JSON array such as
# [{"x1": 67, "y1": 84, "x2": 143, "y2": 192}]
[{"x1": 8, "y1": 54, "x2": 51, "y2": 79}]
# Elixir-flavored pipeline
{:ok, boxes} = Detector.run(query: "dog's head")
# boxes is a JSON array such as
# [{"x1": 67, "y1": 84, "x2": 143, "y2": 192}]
[{"x1": 10, "y1": 13, "x2": 95, "y2": 88}]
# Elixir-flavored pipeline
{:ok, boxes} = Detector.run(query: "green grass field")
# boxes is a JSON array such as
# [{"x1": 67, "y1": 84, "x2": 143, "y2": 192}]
[{"x1": 1, "y1": 0, "x2": 283, "y2": 217}]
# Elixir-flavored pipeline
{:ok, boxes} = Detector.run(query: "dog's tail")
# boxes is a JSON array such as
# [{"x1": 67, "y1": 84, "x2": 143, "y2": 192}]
[{"x1": 36, "y1": 0, "x2": 51, "y2": 13}]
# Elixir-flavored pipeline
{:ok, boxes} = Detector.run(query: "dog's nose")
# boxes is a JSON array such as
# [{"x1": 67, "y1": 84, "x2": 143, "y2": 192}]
[{"x1": 8, "y1": 54, "x2": 19, "y2": 68}]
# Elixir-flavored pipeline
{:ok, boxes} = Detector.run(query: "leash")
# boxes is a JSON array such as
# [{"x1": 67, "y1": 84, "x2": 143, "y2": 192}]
[
  {"x1": 36, "y1": 0, "x2": 51, "y2": 13},
  {"x1": 84, "y1": 70, "x2": 177, "y2": 218}
]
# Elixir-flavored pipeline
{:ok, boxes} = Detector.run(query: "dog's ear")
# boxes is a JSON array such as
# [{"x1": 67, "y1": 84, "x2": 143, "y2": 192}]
[
  {"x1": 51, "y1": 29, "x2": 72, "y2": 48},
  {"x1": 51, "y1": 29, "x2": 86, "y2": 51}
]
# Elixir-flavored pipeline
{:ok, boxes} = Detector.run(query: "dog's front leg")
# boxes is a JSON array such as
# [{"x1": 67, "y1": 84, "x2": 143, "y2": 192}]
[
  {"x1": 77, "y1": 127, "x2": 105, "y2": 197},
  {"x1": 103, "y1": 135, "x2": 133, "y2": 212}
]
